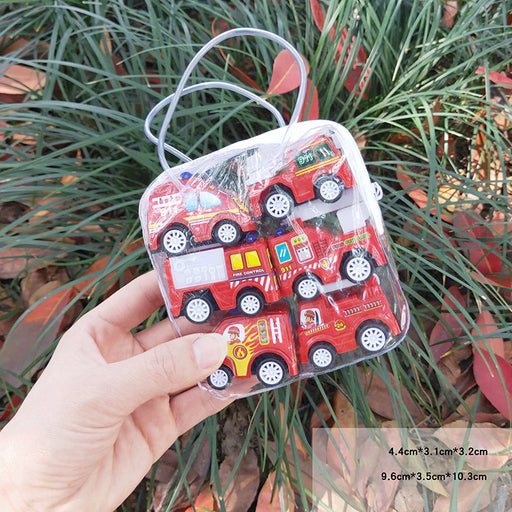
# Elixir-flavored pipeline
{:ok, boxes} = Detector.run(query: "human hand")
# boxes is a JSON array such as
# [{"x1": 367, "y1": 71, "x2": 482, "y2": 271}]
[{"x1": 0, "y1": 272, "x2": 231, "y2": 512}]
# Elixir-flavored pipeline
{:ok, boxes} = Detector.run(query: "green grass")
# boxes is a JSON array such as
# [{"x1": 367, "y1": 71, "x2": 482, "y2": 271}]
[{"x1": 1, "y1": 0, "x2": 511, "y2": 510}]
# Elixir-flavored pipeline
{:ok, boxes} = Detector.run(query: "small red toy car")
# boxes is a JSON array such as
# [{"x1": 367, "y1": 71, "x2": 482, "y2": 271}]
[
  {"x1": 246, "y1": 136, "x2": 355, "y2": 219},
  {"x1": 147, "y1": 173, "x2": 257, "y2": 255},
  {"x1": 267, "y1": 219, "x2": 387, "y2": 299},
  {"x1": 206, "y1": 277, "x2": 401, "y2": 390},
  {"x1": 206, "y1": 303, "x2": 298, "y2": 390},
  {"x1": 295, "y1": 276, "x2": 401, "y2": 369},
  {"x1": 164, "y1": 238, "x2": 281, "y2": 323}
]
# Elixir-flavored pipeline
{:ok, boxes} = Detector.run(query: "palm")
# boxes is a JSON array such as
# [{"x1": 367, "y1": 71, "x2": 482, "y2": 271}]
[{"x1": 0, "y1": 272, "x2": 230, "y2": 512}]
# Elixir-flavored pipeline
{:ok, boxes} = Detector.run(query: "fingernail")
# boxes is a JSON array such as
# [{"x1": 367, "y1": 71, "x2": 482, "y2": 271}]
[{"x1": 193, "y1": 334, "x2": 227, "y2": 370}]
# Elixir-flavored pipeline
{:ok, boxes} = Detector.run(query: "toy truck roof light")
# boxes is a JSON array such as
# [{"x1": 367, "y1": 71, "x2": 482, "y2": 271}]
[
  {"x1": 246, "y1": 136, "x2": 355, "y2": 219},
  {"x1": 164, "y1": 238, "x2": 281, "y2": 323},
  {"x1": 147, "y1": 176, "x2": 257, "y2": 255}
]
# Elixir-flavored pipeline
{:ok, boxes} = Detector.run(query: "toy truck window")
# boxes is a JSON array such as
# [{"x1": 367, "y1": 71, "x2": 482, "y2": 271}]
[
  {"x1": 199, "y1": 191, "x2": 222, "y2": 208},
  {"x1": 275, "y1": 242, "x2": 292, "y2": 264},
  {"x1": 294, "y1": 148, "x2": 316, "y2": 170},
  {"x1": 315, "y1": 141, "x2": 336, "y2": 161},
  {"x1": 230, "y1": 253, "x2": 244, "y2": 271},
  {"x1": 183, "y1": 192, "x2": 198, "y2": 211},
  {"x1": 300, "y1": 308, "x2": 321, "y2": 328},
  {"x1": 245, "y1": 250, "x2": 261, "y2": 268}
]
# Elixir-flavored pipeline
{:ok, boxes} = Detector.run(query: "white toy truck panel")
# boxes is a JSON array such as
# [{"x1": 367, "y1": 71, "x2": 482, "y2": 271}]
[{"x1": 169, "y1": 248, "x2": 228, "y2": 290}]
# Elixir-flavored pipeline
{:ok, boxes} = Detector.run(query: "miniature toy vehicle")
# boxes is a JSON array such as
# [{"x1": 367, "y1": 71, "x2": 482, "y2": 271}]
[
  {"x1": 164, "y1": 238, "x2": 281, "y2": 323},
  {"x1": 296, "y1": 276, "x2": 401, "y2": 369},
  {"x1": 147, "y1": 173, "x2": 257, "y2": 255},
  {"x1": 207, "y1": 277, "x2": 401, "y2": 390},
  {"x1": 246, "y1": 136, "x2": 355, "y2": 219},
  {"x1": 207, "y1": 303, "x2": 299, "y2": 390},
  {"x1": 267, "y1": 219, "x2": 387, "y2": 299}
]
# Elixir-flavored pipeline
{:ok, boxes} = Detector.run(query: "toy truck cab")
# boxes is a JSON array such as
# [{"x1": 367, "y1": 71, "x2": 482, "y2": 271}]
[
  {"x1": 267, "y1": 219, "x2": 388, "y2": 300},
  {"x1": 164, "y1": 238, "x2": 281, "y2": 323},
  {"x1": 246, "y1": 136, "x2": 355, "y2": 219},
  {"x1": 147, "y1": 173, "x2": 257, "y2": 255},
  {"x1": 207, "y1": 304, "x2": 298, "y2": 390},
  {"x1": 296, "y1": 276, "x2": 401, "y2": 369}
]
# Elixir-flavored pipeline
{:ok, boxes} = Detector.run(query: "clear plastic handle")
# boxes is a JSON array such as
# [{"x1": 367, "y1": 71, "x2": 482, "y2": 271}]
[
  {"x1": 144, "y1": 81, "x2": 287, "y2": 162},
  {"x1": 151, "y1": 27, "x2": 308, "y2": 171}
]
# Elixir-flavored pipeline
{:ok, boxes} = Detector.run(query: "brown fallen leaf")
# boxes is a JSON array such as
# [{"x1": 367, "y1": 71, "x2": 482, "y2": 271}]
[
  {"x1": 432, "y1": 476, "x2": 495, "y2": 512},
  {"x1": 0, "y1": 247, "x2": 52, "y2": 279},
  {"x1": 255, "y1": 471, "x2": 295, "y2": 512},
  {"x1": 214, "y1": 449, "x2": 259, "y2": 512},
  {"x1": 358, "y1": 366, "x2": 425, "y2": 423},
  {"x1": 435, "y1": 420, "x2": 512, "y2": 471},
  {"x1": 0, "y1": 63, "x2": 46, "y2": 102},
  {"x1": 393, "y1": 479, "x2": 424, "y2": 512},
  {"x1": 0, "y1": 285, "x2": 73, "y2": 389},
  {"x1": 441, "y1": 1, "x2": 458, "y2": 28},
  {"x1": 183, "y1": 484, "x2": 215, "y2": 512},
  {"x1": 429, "y1": 286, "x2": 469, "y2": 363}
]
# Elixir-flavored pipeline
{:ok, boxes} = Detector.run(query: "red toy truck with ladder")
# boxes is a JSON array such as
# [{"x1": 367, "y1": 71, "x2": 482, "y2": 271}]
[
  {"x1": 164, "y1": 238, "x2": 281, "y2": 323},
  {"x1": 246, "y1": 136, "x2": 355, "y2": 219},
  {"x1": 267, "y1": 219, "x2": 387, "y2": 300},
  {"x1": 207, "y1": 277, "x2": 401, "y2": 390}
]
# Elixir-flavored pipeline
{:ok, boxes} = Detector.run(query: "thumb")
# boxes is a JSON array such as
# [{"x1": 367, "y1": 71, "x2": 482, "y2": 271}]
[{"x1": 107, "y1": 333, "x2": 227, "y2": 414}]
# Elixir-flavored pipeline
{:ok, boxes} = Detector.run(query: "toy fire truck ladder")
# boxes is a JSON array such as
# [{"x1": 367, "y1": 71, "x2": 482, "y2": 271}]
[{"x1": 270, "y1": 317, "x2": 282, "y2": 344}]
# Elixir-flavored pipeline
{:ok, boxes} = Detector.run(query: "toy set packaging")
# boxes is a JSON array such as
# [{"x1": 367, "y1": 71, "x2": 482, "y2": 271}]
[{"x1": 139, "y1": 29, "x2": 409, "y2": 398}]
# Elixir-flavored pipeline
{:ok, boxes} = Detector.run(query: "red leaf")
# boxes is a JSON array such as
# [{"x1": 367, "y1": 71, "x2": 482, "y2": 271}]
[
  {"x1": 256, "y1": 471, "x2": 295, "y2": 512},
  {"x1": 453, "y1": 210, "x2": 502, "y2": 274},
  {"x1": 267, "y1": 50, "x2": 310, "y2": 95},
  {"x1": 0, "y1": 63, "x2": 46, "y2": 102},
  {"x1": 0, "y1": 287, "x2": 73, "y2": 387},
  {"x1": 298, "y1": 79, "x2": 319, "y2": 121},
  {"x1": 441, "y1": 1, "x2": 458, "y2": 28},
  {"x1": 473, "y1": 350, "x2": 512, "y2": 420},
  {"x1": 310, "y1": 0, "x2": 326, "y2": 31},
  {"x1": 471, "y1": 310, "x2": 505, "y2": 359},
  {"x1": 429, "y1": 286, "x2": 468, "y2": 362},
  {"x1": 476, "y1": 66, "x2": 512, "y2": 87}
]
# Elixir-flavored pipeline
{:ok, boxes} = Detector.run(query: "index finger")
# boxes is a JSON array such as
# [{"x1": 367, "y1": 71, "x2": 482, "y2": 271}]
[{"x1": 83, "y1": 271, "x2": 164, "y2": 332}]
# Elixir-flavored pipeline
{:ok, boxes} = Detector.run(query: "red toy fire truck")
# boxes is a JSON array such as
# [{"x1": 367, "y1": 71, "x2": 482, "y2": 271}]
[
  {"x1": 206, "y1": 303, "x2": 298, "y2": 390},
  {"x1": 295, "y1": 276, "x2": 401, "y2": 369},
  {"x1": 267, "y1": 219, "x2": 387, "y2": 300},
  {"x1": 147, "y1": 173, "x2": 257, "y2": 255},
  {"x1": 164, "y1": 238, "x2": 281, "y2": 323},
  {"x1": 246, "y1": 136, "x2": 355, "y2": 219},
  {"x1": 206, "y1": 277, "x2": 401, "y2": 390}
]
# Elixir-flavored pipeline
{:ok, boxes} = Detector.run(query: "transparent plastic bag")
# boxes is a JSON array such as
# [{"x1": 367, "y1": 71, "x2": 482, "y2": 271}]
[{"x1": 139, "y1": 30, "x2": 409, "y2": 398}]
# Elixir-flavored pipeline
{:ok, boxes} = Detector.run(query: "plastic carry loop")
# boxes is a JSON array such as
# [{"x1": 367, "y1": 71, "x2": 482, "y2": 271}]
[
  {"x1": 139, "y1": 28, "x2": 410, "y2": 399},
  {"x1": 144, "y1": 27, "x2": 308, "y2": 167}
]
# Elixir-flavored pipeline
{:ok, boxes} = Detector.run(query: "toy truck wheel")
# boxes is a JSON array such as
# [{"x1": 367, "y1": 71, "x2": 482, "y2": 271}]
[
  {"x1": 256, "y1": 357, "x2": 286, "y2": 387},
  {"x1": 264, "y1": 188, "x2": 293, "y2": 219},
  {"x1": 294, "y1": 274, "x2": 321, "y2": 300},
  {"x1": 343, "y1": 253, "x2": 373, "y2": 283},
  {"x1": 161, "y1": 225, "x2": 190, "y2": 255},
  {"x1": 237, "y1": 289, "x2": 264, "y2": 316},
  {"x1": 184, "y1": 295, "x2": 213, "y2": 324},
  {"x1": 207, "y1": 365, "x2": 233, "y2": 390},
  {"x1": 309, "y1": 342, "x2": 336, "y2": 369},
  {"x1": 314, "y1": 175, "x2": 344, "y2": 203},
  {"x1": 356, "y1": 322, "x2": 389, "y2": 353},
  {"x1": 212, "y1": 220, "x2": 242, "y2": 246}
]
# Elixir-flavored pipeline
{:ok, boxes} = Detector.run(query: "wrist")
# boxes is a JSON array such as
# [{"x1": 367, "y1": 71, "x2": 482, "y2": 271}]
[{"x1": 0, "y1": 436, "x2": 31, "y2": 512}]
